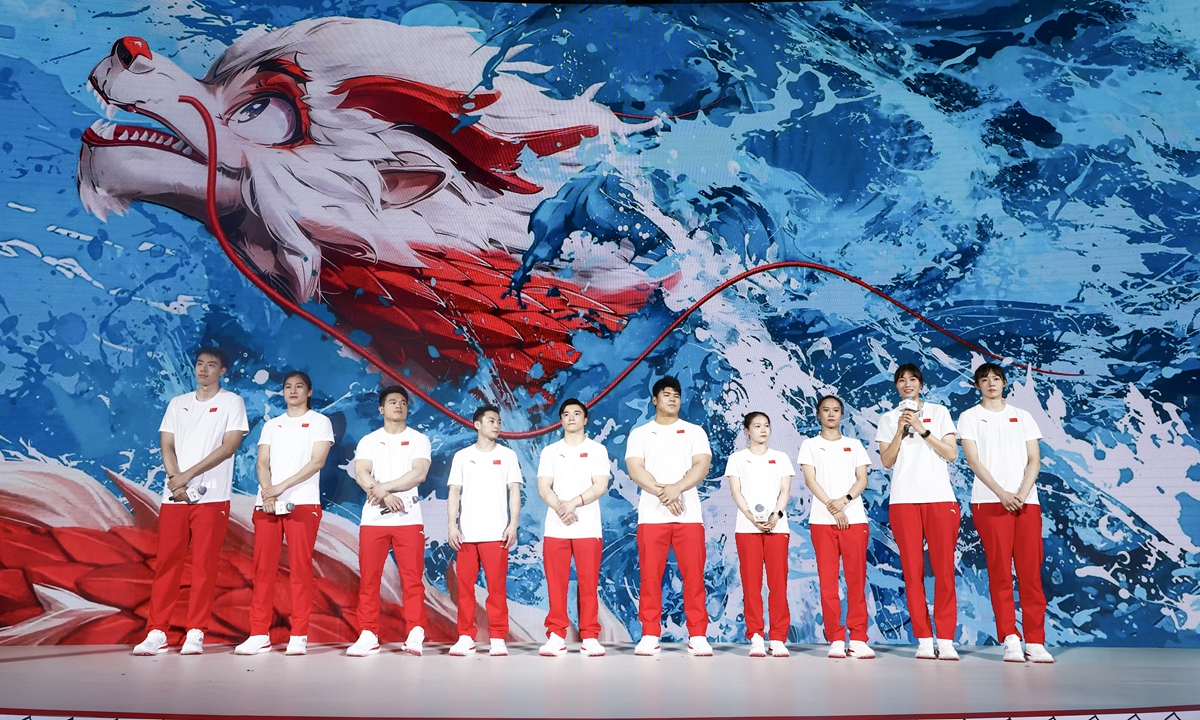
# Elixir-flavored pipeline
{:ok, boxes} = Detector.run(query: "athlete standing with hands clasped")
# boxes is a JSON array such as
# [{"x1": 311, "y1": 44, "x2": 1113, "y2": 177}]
[
  {"x1": 877, "y1": 363, "x2": 961, "y2": 660},
  {"x1": 725, "y1": 412, "x2": 794, "y2": 658},
  {"x1": 536, "y1": 398, "x2": 611, "y2": 657},
  {"x1": 799, "y1": 396, "x2": 874, "y2": 659},
  {"x1": 626, "y1": 376, "x2": 714, "y2": 657},
  {"x1": 236, "y1": 371, "x2": 333, "y2": 656},
  {"x1": 958, "y1": 363, "x2": 1054, "y2": 663}
]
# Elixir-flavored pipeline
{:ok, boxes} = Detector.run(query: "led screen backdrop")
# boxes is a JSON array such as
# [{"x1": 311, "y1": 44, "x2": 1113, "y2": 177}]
[{"x1": 0, "y1": 0, "x2": 1197, "y2": 647}]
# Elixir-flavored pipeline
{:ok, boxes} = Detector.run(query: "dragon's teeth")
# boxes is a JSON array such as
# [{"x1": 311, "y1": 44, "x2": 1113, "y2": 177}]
[
  {"x1": 171, "y1": 140, "x2": 184, "y2": 150},
  {"x1": 89, "y1": 119, "x2": 103, "y2": 132},
  {"x1": 182, "y1": 147, "x2": 192, "y2": 155},
  {"x1": 105, "y1": 104, "x2": 116, "y2": 120},
  {"x1": 118, "y1": 130, "x2": 129, "y2": 141}
]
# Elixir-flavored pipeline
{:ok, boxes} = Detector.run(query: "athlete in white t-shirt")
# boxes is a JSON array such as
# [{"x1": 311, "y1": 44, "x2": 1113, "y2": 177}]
[
  {"x1": 876, "y1": 363, "x2": 960, "y2": 660},
  {"x1": 133, "y1": 347, "x2": 249, "y2": 657},
  {"x1": 958, "y1": 362, "x2": 1053, "y2": 664},
  {"x1": 799, "y1": 396, "x2": 874, "y2": 660},
  {"x1": 625, "y1": 376, "x2": 713, "y2": 657},
  {"x1": 447, "y1": 405, "x2": 523, "y2": 657},
  {"x1": 346, "y1": 385, "x2": 432, "y2": 657},
  {"x1": 235, "y1": 372, "x2": 334, "y2": 657},
  {"x1": 725, "y1": 412, "x2": 794, "y2": 658},
  {"x1": 536, "y1": 398, "x2": 611, "y2": 658}
]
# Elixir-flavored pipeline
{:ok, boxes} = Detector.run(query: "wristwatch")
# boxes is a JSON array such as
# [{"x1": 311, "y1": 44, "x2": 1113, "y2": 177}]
[
  {"x1": 775, "y1": 510, "x2": 784, "y2": 519},
  {"x1": 920, "y1": 428, "x2": 931, "y2": 438},
  {"x1": 844, "y1": 493, "x2": 854, "y2": 503}
]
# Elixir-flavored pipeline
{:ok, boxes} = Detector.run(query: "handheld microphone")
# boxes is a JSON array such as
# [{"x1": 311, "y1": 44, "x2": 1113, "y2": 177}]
[
  {"x1": 185, "y1": 485, "x2": 207, "y2": 503},
  {"x1": 753, "y1": 503, "x2": 771, "y2": 523},
  {"x1": 899, "y1": 398, "x2": 919, "y2": 438}
]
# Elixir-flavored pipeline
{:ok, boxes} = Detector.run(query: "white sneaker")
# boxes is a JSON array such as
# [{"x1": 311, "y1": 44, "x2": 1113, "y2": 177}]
[
  {"x1": 489, "y1": 638, "x2": 508, "y2": 656},
  {"x1": 402, "y1": 626, "x2": 424, "y2": 657},
  {"x1": 1002, "y1": 634, "x2": 1024, "y2": 662},
  {"x1": 580, "y1": 638, "x2": 606, "y2": 657},
  {"x1": 132, "y1": 629, "x2": 168, "y2": 656},
  {"x1": 827, "y1": 640, "x2": 847, "y2": 658},
  {"x1": 449, "y1": 635, "x2": 476, "y2": 656},
  {"x1": 539, "y1": 632, "x2": 567, "y2": 657},
  {"x1": 634, "y1": 635, "x2": 661, "y2": 656},
  {"x1": 915, "y1": 637, "x2": 936, "y2": 660},
  {"x1": 848, "y1": 640, "x2": 875, "y2": 659},
  {"x1": 180, "y1": 629, "x2": 204, "y2": 655},
  {"x1": 937, "y1": 638, "x2": 959, "y2": 661},
  {"x1": 748, "y1": 634, "x2": 766, "y2": 657},
  {"x1": 769, "y1": 640, "x2": 790, "y2": 657},
  {"x1": 1025, "y1": 643, "x2": 1055, "y2": 663},
  {"x1": 687, "y1": 636, "x2": 713, "y2": 656},
  {"x1": 347, "y1": 630, "x2": 380, "y2": 657},
  {"x1": 234, "y1": 635, "x2": 271, "y2": 655},
  {"x1": 286, "y1": 636, "x2": 307, "y2": 656}
]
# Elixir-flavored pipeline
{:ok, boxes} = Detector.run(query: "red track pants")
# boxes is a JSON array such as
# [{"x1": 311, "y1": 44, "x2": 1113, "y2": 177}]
[
  {"x1": 148, "y1": 501, "x2": 230, "y2": 633},
  {"x1": 357, "y1": 525, "x2": 428, "y2": 635},
  {"x1": 637, "y1": 523, "x2": 708, "y2": 637},
  {"x1": 973, "y1": 502, "x2": 1047, "y2": 644},
  {"x1": 889, "y1": 502, "x2": 959, "y2": 640},
  {"x1": 735, "y1": 532, "x2": 790, "y2": 641},
  {"x1": 543, "y1": 537, "x2": 603, "y2": 639},
  {"x1": 456, "y1": 541, "x2": 509, "y2": 639},
  {"x1": 248, "y1": 505, "x2": 322, "y2": 636},
  {"x1": 810, "y1": 524, "x2": 870, "y2": 642}
]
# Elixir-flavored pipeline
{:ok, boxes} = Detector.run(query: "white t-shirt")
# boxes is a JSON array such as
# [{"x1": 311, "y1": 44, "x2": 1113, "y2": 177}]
[
  {"x1": 355, "y1": 426, "x2": 432, "y2": 527},
  {"x1": 875, "y1": 402, "x2": 956, "y2": 504},
  {"x1": 448, "y1": 444, "x2": 523, "y2": 543},
  {"x1": 537, "y1": 438, "x2": 610, "y2": 540},
  {"x1": 797, "y1": 436, "x2": 871, "y2": 526},
  {"x1": 723, "y1": 448, "x2": 795, "y2": 534},
  {"x1": 255, "y1": 410, "x2": 334, "y2": 507},
  {"x1": 158, "y1": 388, "x2": 249, "y2": 504},
  {"x1": 957, "y1": 403, "x2": 1043, "y2": 505},
  {"x1": 625, "y1": 419, "x2": 712, "y2": 524}
]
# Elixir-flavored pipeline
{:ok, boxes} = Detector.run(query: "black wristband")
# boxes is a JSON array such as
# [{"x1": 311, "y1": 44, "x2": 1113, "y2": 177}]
[{"x1": 920, "y1": 428, "x2": 931, "y2": 438}]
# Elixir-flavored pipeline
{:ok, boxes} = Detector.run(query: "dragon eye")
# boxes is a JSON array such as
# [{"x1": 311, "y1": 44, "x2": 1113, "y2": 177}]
[{"x1": 228, "y1": 95, "x2": 298, "y2": 145}]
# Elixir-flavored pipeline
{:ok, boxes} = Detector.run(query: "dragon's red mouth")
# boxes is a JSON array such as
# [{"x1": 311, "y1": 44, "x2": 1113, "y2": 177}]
[{"x1": 81, "y1": 80, "x2": 207, "y2": 164}]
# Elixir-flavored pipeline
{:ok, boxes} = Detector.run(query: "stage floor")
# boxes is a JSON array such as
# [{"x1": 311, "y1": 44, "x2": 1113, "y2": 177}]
[{"x1": 0, "y1": 643, "x2": 1197, "y2": 719}]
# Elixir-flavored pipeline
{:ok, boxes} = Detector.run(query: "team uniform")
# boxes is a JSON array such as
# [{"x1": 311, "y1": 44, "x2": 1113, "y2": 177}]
[
  {"x1": 797, "y1": 436, "x2": 871, "y2": 643},
  {"x1": 354, "y1": 426, "x2": 432, "y2": 638},
  {"x1": 538, "y1": 439, "x2": 611, "y2": 641},
  {"x1": 958, "y1": 403, "x2": 1047, "y2": 645},
  {"x1": 150, "y1": 389, "x2": 249, "y2": 636},
  {"x1": 626, "y1": 420, "x2": 712, "y2": 639},
  {"x1": 724, "y1": 448, "x2": 794, "y2": 643},
  {"x1": 876, "y1": 402, "x2": 959, "y2": 641},
  {"x1": 448, "y1": 444, "x2": 523, "y2": 640},
  {"x1": 248, "y1": 410, "x2": 334, "y2": 640}
]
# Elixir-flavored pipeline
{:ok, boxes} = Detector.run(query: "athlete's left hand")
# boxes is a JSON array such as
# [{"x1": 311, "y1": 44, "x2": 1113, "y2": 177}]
[
  {"x1": 502, "y1": 523, "x2": 518, "y2": 549},
  {"x1": 167, "y1": 471, "x2": 192, "y2": 492},
  {"x1": 834, "y1": 511, "x2": 850, "y2": 530},
  {"x1": 261, "y1": 484, "x2": 283, "y2": 501},
  {"x1": 657, "y1": 483, "x2": 682, "y2": 505}
]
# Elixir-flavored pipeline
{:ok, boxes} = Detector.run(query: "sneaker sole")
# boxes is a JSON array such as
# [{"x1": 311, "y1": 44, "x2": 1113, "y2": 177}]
[
  {"x1": 634, "y1": 646, "x2": 661, "y2": 656},
  {"x1": 828, "y1": 653, "x2": 847, "y2": 659},
  {"x1": 285, "y1": 649, "x2": 306, "y2": 656},
  {"x1": 687, "y1": 648, "x2": 713, "y2": 656},
  {"x1": 347, "y1": 646, "x2": 380, "y2": 657},
  {"x1": 582, "y1": 649, "x2": 606, "y2": 657},
  {"x1": 450, "y1": 648, "x2": 476, "y2": 656},
  {"x1": 915, "y1": 653, "x2": 937, "y2": 660},
  {"x1": 1004, "y1": 655, "x2": 1026, "y2": 663},
  {"x1": 403, "y1": 647, "x2": 423, "y2": 657},
  {"x1": 539, "y1": 649, "x2": 566, "y2": 657},
  {"x1": 490, "y1": 650, "x2": 508, "y2": 657},
  {"x1": 235, "y1": 647, "x2": 272, "y2": 655},
  {"x1": 938, "y1": 655, "x2": 960, "y2": 661},
  {"x1": 132, "y1": 647, "x2": 168, "y2": 656},
  {"x1": 1028, "y1": 656, "x2": 1055, "y2": 664},
  {"x1": 749, "y1": 650, "x2": 767, "y2": 657},
  {"x1": 180, "y1": 647, "x2": 203, "y2": 656},
  {"x1": 852, "y1": 653, "x2": 876, "y2": 660}
]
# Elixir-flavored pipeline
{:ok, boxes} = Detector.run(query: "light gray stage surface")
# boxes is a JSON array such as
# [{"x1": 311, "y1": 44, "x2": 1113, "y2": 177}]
[{"x1": 1, "y1": 643, "x2": 1197, "y2": 719}]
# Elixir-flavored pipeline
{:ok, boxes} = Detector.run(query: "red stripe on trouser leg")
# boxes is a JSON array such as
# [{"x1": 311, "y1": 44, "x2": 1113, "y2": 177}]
[
  {"x1": 810, "y1": 524, "x2": 870, "y2": 642},
  {"x1": 148, "y1": 502, "x2": 230, "y2": 633},
  {"x1": 637, "y1": 523, "x2": 708, "y2": 638},
  {"x1": 357, "y1": 525, "x2": 428, "y2": 634},
  {"x1": 456, "y1": 541, "x2": 509, "y2": 639},
  {"x1": 543, "y1": 537, "x2": 604, "y2": 639},
  {"x1": 249, "y1": 506, "x2": 321, "y2": 635},
  {"x1": 889, "y1": 502, "x2": 959, "y2": 640},
  {"x1": 973, "y1": 502, "x2": 1047, "y2": 644},
  {"x1": 735, "y1": 532, "x2": 791, "y2": 641}
]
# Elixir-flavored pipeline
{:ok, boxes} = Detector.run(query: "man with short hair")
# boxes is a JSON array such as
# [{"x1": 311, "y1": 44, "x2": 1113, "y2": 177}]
[
  {"x1": 347, "y1": 385, "x2": 431, "y2": 657},
  {"x1": 536, "y1": 398, "x2": 611, "y2": 657},
  {"x1": 625, "y1": 376, "x2": 713, "y2": 656},
  {"x1": 447, "y1": 405, "x2": 523, "y2": 657},
  {"x1": 958, "y1": 363, "x2": 1054, "y2": 663},
  {"x1": 133, "y1": 347, "x2": 248, "y2": 656}
]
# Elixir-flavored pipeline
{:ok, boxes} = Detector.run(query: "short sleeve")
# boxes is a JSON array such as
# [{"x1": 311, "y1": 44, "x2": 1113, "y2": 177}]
[
  {"x1": 314, "y1": 414, "x2": 335, "y2": 444},
  {"x1": 413, "y1": 432, "x2": 432, "y2": 461},
  {"x1": 723, "y1": 453, "x2": 743, "y2": 479},
  {"x1": 625, "y1": 426, "x2": 645, "y2": 460},
  {"x1": 796, "y1": 439, "x2": 815, "y2": 468},
  {"x1": 505, "y1": 449, "x2": 523, "y2": 485},
  {"x1": 258, "y1": 419, "x2": 275, "y2": 447},
  {"x1": 158, "y1": 398, "x2": 178, "y2": 434},
  {"x1": 447, "y1": 450, "x2": 464, "y2": 487},
  {"x1": 778, "y1": 453, "x2": 797, "y2": 477},
  {"x1": 354, "y1": 434, "x2": 375, "y2": 464},
  {"x1": 1021, "y1": 410, "x2": 1043, "y2": 442},
  {"x1": 852, "y1": 440, "x2": 871, "y2": 468},
  {"x1": 226, "y1": 395, "x2": 250, "y2": 434},
  {"x1": 875, "y1": 412, "x2": 896, "y2": 443},
  {"x1": 536, "y1": 446, "x2": 554, "y2": 478},
  {"x1": 590, "y1": 445, "x2": 611, "y2": 478},
  {"x1": 935, "y1": 405, "x2": 955, "y2": 439},
  {"x1": 956, "y1": 408, "x2": 976, "y2": 442},
  {"x1": 690, "y1": 425, "x2": 713, "y2": 457}
]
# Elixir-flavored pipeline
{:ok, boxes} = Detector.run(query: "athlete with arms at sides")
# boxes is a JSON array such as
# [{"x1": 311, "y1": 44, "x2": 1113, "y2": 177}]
[
  {"x1": 799, "y1": 395, "x2": 874, "y2": 660},
  {"x1": 347, "y1": 385, "x2": 431, "y2": 657},
  {"x1": 958, "y1": 363, "x2": 1054, "y2": 663},
  {"x1": 626, "y1": 376, "x2": 714, "y2": 657},
  {"x1": 536, "y1": 398, "x2": 611, "y2": 657},
  {"x1": 447, "y1": 405, "x2": 523, "y2": 657},
  {"x1": 876, "y1": 363, "x2": 961, "y2": 660},
  {"x1": 725, "y1": 411, "x2": 794, "y2": 658},
  {"x1": 133, "y1": 347, "x2": 248, "y2": 656},
  {"x1": 236, "y1": 371, "x2": 334, "y2": 656}
]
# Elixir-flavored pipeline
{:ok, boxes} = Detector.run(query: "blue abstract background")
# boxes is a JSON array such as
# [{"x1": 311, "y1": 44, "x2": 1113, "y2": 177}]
[{"x1": 1, "y1": 0, "x2": 1198, "y2": 646}]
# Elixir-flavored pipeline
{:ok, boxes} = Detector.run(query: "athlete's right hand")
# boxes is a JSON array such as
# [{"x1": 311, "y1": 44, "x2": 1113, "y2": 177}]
[
  {"x1": 448, "y1": 526, "x2": 462, "y2": 550},
  {"x1": 666, "y1": 498, "x2": 685, "y2": 516},
  {"x1": 367, "y1": 483, "x2": 391, "y2": 506},
  {"x1": 171, "y1": 488, "x2": 189, "y2": 503},
  {"x1": 559, "y1": 511, "x2": 579, "y2": 526},
  {"x1": 834, "y1": 511, "x2": 849, "y2": 530},
  {"x1": 262, "y1": 497, "x2": 276, "y2": 514},
  {"x1": 382, "y1": 493, "x2": 405, "y2": 514}
]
